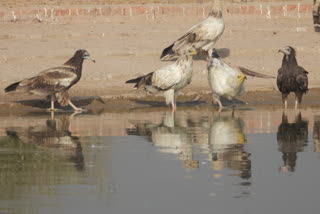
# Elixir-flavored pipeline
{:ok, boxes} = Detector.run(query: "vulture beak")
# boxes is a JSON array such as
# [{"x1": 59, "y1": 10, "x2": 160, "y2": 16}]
[
  {"x1": 86, "y1": 56, "x2": 96, "y2": 63},
  {"x1": 278, "y1": 48, "x2": 289, "y2": 55}
]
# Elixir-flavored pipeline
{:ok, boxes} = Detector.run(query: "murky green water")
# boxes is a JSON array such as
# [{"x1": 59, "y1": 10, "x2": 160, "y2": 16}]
[{"x1": 1, "y1": 107, "x2": 320, "y2": 214}]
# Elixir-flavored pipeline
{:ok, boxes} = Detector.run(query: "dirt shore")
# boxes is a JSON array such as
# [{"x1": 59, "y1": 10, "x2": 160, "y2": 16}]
[{"x1": 0, "y1": 1, "x2": 319, "y2": 111}]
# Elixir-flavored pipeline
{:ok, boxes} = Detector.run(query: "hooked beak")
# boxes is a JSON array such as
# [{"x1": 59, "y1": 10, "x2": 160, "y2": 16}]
[
  {"x1": 188, "y1": 49, "x2": 197, "y2": 56},
  {"x1": 84, "y1": 55, "x2": 96, "y2": 63},
  {"x1": 278, "y1": 48, "x2": 289, "y2": 55}
]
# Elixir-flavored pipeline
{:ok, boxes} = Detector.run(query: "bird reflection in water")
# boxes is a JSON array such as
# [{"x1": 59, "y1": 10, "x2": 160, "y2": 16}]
[
  {"x1": 277, "y1": 112, "x2": 308, "y2": 172},
  {"x1": 128, "y1": 111, "x2": 252, "y2": 178},
  {"x1": 313, "y1": 115, "x2": 320, "y2": 152},
  {"x1": 127, "y1": 111, "x2": 198, "y2": 170},
  {"x1": 208, "y1": 114, "x2": 251, "y2": 180},
  {"x1": 5, "y1": 112, "x2": 85, "y2": 171}
]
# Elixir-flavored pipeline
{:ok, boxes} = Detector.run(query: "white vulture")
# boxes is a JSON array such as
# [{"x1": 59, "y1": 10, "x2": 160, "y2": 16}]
[
  {"x1": 209, "y1": 114, "x2": 251, "y2": 179},
  {"x1": 160, "y1": 0, "x2": 224, "y2": 60},
  {"x1": 126, "y1": 49, "x2": 197, "y2": 111},
  {"x1": 4, "y1": 50, "x2": 95, "y2": 112},
  {"x1": 207, "y1": 49, "x2": 275, "y2": 112}
]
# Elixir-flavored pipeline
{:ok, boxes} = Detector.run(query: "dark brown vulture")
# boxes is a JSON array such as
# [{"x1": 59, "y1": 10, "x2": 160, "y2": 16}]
[
  {"x1": 313, "y1": 0, "x2": 320, "y2": 32},
  {"x1": 4, "y1": 49, "x2": 95, "y2": 112},
  {"x1": 277, "y1": 46, "x2": 308, "y2": 110}
]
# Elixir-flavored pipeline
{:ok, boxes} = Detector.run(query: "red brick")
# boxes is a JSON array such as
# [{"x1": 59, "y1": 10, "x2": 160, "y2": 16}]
[
  {"x1": 89, "y1": 8, "x2": 100, "y2": 16},
  {"x1": 24, "y1": 9, "x2": 37, "y2": 15},
  {"x1": 247, "y1": 6, "x2": 256, "y2": 14},
  {"x1": 14, "y1": 10, "x2": 22, "y2": 16},
  {"x1": 287, "y1": 5, "x2": 297, "y2": 12},
  {"x1": 0, "y1": 11, "x2": 5, "y2": 17},
  {"x1": 226, "y1": 5, "x2": 240, "y2": 14},
  {"x1": 60, "y1": 9, "x2": 69, "y2": 16},
  {"x1": 270, "y1": 5, "x2": 283, "y2": 14},
  {"x1": 182, "y1": 7, "x2": 198, "y2": 16},
  {"x1": 78, "y1": 8, "x2": 89, "y2": 16},
  {"x1": 299, "y1": 4, "x2": 312, "y2": 13},
  {"x1": 131, "y1": 6, "x2": 147, "y2": 16},
  {"x1": 110, "y1": 7, "x2": 128, "y2": 16},
  {"x1": 195, "y1": 7, "x2": 205, "y2": 16},
  {"x1": 102, "y1": 6, "x2": 112, "y2": 16},
  {"x1": 240, "y1": 6, "x2": 247, "y2": 14},
  {"x1": 160, "y1": 6, "x2": 183, "y2": 16},
  {"x1": 204, "y1": 5, "x2": 210, "y2": 16},
  {"x1": 70, "y1": 8, "x2": 78, "y2": 16}
]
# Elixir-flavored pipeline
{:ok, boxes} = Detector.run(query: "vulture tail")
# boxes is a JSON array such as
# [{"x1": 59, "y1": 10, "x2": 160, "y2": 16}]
[
  {"x1": 238, "y1": 67, "x2": 275, "y2": 79},
  {"x1": 126, "y1": 72, "x2": 153, "y2": 89},
  {"x1": 160, "y1": 43, "x2": 174, "y2": 60},
  {"x1": 4, "y1": 81, "x2": 21, "y2": 93}
]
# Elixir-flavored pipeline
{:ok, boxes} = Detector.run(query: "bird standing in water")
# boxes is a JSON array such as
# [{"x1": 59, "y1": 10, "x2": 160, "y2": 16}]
[
  {"x1": 277, "y1": 46, "x2": 308, "y2": 111},
  {"x1": 126, "y1": 49, "x2": 197, "y2": 111},
  {"x1": 4, "y1": 49, "x2": 95, "y2": 112},
  {"x1": 207, "y1": 49, "x2": 274, "y2": 112}
]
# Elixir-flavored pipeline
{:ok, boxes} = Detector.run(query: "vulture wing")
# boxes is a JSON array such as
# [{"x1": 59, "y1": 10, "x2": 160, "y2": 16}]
[
  {"x1": 19, "y1": 66, "x2": 78, "y2": 93},
  {"x1": 152, "y1": 64, "x2": 182, "y2": 90}
]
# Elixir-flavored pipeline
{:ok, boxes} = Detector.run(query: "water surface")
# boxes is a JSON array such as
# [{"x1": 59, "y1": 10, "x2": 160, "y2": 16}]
[{"x1": 0, "y1": 107, "x2": 320, "y2": 214}]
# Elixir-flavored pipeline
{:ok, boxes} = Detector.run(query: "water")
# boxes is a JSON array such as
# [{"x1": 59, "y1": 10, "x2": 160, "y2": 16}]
[{"x1": 0, "y1": 107, "x2": 320, "y2": 214}]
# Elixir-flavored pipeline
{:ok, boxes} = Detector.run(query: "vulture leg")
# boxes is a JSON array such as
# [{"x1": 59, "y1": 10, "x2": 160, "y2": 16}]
[
  {"x1": 68, "y1": 100, "x2": 85, "y2": 112},
  {"x1": 282, "y1": 93, "x2": 288, "y2": 110},
  {"x1": 48, "y1": 95, "x2": 56, "y2": 112},
  {"x1": 171, "y1": 102, "x2": 177, "y2": 112},
  {"x1": 212, "y1": 95, "x2": 223, "y2": 112},
  {"x1": 295, "y1": 92, "x2": 303, "y2": 112}
]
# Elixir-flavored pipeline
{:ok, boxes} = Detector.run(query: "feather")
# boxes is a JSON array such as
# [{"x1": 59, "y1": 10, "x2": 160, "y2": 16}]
[
  {"x1": 160, "y1": 0, "x2": 224, "y2": 60},
  {"x1": 238, "y1": 67, "x2": 275, "y2": 79},
  {"x1": 126, "y1": 53, "x2": 195, "y2": 110},
  {"x1": 207, "y1": 50, "x2": 247, "y2": 111},
  {"x1": 4, "y1": 49, "x2": 95, "y2": 111},
  {"x1": 277, "y1": 46, "x2": 308, "y2": 109}
]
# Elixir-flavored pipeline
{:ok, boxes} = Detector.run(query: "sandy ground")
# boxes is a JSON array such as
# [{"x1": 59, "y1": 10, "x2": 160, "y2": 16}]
[{"x1": 0, "y1": 12, "x2": 319, "y2": 111}]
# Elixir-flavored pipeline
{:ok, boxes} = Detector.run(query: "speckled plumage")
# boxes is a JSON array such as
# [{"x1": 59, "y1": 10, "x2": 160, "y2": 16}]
[
  {"x1": 126, "y1": 53, "x2": 195, "y2": 110},
  {"x1": 4, "y1": 49, "x2": 95, "y2": 111},
  {"x1": 160, "y1": 0, "x2": 224, "y2": 60}
]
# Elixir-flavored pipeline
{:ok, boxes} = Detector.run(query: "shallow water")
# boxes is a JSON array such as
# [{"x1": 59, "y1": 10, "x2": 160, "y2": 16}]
[{"x1": 1, "y1": 107, "x2": 320, "y2": 214}]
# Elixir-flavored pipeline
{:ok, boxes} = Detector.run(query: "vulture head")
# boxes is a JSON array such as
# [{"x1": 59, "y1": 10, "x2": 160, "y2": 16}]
[
  {"x1": 76, "y1": 49, "x2": 95, "y2": 63},
  {"x1": 278, "y1": 46, "x2": 295, "y2": 56},
  {"x1": 64, "y1": 49, "x2": 95, "y2": 67},
  {"x1": 209, "y1": 0, "x2": 223, "y2": 18},
  {"x1": 278, "y1": 46, "x2": 297, "y2": 64},
  {"x1": 211, "y1": 48, "x2": 220, "y2": 59}
]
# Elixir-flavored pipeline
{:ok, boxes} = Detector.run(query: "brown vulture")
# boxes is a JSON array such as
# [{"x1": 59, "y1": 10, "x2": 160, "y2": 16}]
[
  {"x1": 4, "y1": 49, "x2": 95, "y2": 112},
  {"x1": 277, "y1": 46, "x2": 308, "y2": 110}
]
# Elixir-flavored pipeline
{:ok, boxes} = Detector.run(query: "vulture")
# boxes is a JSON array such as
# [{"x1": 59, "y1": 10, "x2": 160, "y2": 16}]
[
  {"x1": 277, "y1": 46, "x2": 308, "y2": 110},
  {"x1": 4, "y1": 49, "x2": 95, "y2": 112},
  {"x1": 207, "y1": 49, "x2": 275, "y2": 112},
  {"x1": 160, "y1": 0, "x2": 224, "y2": 60},
  {"x1": 313, "y1": 0, "x2": 320, "y2": 32},
  {"x1": 6, "y1": 113, "x2": 85, "y2": 171},
  {"x1": 277, "y1": 112, "x2": 308, "y2": 172},
  {"x1": 209, "y1": 114, "x2": 251, "y2": 180},
  {"x1": 126, "y1": 49, "x2": 197, "y2": 111}
]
